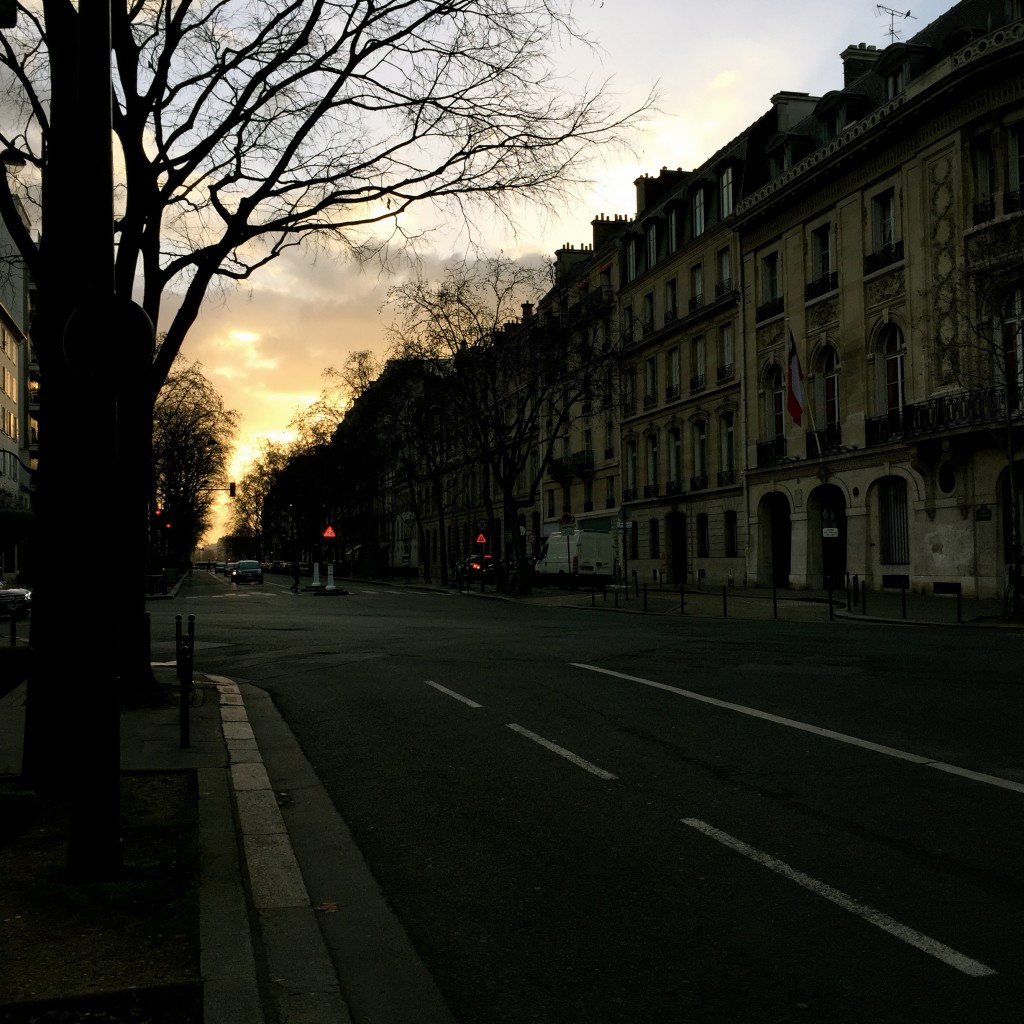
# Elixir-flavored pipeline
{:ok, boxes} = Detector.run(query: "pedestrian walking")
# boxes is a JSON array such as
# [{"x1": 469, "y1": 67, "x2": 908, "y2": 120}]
[{"x1": 290, "y1": 561, "x2": 301, "y2": 593}]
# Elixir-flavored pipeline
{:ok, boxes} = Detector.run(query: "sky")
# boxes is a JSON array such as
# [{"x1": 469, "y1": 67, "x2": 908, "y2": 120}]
[{"x1": 180, "y1": 0, "x2": 958, "y2": 545}]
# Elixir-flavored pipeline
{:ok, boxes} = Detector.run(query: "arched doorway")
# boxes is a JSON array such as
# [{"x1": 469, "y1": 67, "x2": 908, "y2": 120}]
[
  {"x1": 808, "y1": 483, "x2": 847, "y2": 589},
  {"x1": 759, "y1": 492, "x2": 791, "y2": 588},
  {"x1": 667, "y1": 510, "x2": 687, "y2": 584}
]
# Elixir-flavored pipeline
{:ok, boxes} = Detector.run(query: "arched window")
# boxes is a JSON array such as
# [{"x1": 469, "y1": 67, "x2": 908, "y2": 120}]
[
  {"x1": 1003, "y1": 285, "x2": 1024, "y2": 409},
  {"x1": 878, "y1": 476, "x2": 910, "y2": 565},
  {"x1": 696, "y1": 513, "x2": 710, "y2": 558},
  {"x1": 692, "y1": 421, "x2": 708, "y2": 489},
  {"x1": 822, "y1": 347, "x2": 840, "y2": 427},
  {"x1": 879, "y1": 325, "x2": 906, "y2": 418}
]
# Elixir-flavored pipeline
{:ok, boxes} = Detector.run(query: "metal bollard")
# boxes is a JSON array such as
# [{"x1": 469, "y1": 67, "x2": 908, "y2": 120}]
[
  {"x1": 852, "y1": 574, "x2": 859, "y2": 606},
  {"x1": 772, "y1": 586, "x2": 778, "y2": 620},
  {"x1": 178, "y1": 634, "x2": 192, "y2": 748},
  {"x1": 861, "y1": 580, "x2": 867, "y2": 614},
  {"x1": 679, "y1": 583, "x2": 685, "y2": 614}
]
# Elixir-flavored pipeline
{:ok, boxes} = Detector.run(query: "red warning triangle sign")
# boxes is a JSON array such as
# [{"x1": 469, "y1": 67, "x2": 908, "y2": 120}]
[
  {"x1": 323, "y1": 526, "x2": 336, "y2": 538},
  {"x1": 476, "y1": 533, "x2": 487, "y2": 544}
]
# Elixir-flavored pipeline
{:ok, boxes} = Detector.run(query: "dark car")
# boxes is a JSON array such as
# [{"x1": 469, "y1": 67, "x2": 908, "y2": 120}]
[
  {"x1": 0, "y1": 582, "x2": 31, "y2": 617},
  {"x1": 455, "y1": 553, "x2": 500, "y2": 586},
  {"x1": 231, "y1": 559, "x2": 264, "y2": 585}
]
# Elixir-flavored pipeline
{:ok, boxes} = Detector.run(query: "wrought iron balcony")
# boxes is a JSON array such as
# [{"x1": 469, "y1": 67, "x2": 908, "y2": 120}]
[
  {"x1": 864, "y1": 240, "x2": 904, "y2": 275},
  {"x1": 665, "y1": 478, "x2": 683, "y2": 495},
  {"x1": 716, "y1": 363, "x2": 734, "y2": 383},
  {"x1": 623, "y1": 487, "x2": 639, "y2": 502},
  {"x1": 643, "y1": 391, "x2": 657, "y2": 409},
  {"x1": 973, "y1": 197, "x2": 996, "y2": 225},
  {"x1": 548, "y1": 450, "x2": 596, "y2": 477},
  {"x1": 643, "y1": 483, "x2": 659, "y2": 498},
  {"x1": 1005, "y1": 190, "x2": 1022, "y2": 215},
  {"x1": 665, "y1": 382, "x2": 681, "y2": 401},
  {"x1": 603, "y1": 447, "x2": 614, "y2": 460},
  {"x1": 664, "y1": 307, "x2": 677, "y2": 325},
  {"x1": 689, "y1": 474, "x2": 709, "y2": 492},
  {"x1": 716, "y1": 469, "x2": 737, "y2": 487},
  {"x1": 805, "y1": 271, "x2": 838, "y2": 301},
  {"x1": 622, "y1": 397, "x2": 636, "y2": 415},
  {"x1": 806, "y1": 422, "x2": 842, "y2": 457},
  {"x1": 689, "y1": 374, "x2": 705, "y2": 393},
  {"x1": 865, "y1": 385, "x2": 1023, "y2": 447},
  {"x1": 688, "y1": 294, "x2": 704, "y2": 313},
  {"x1": 755, "y1": 296, "x2": 784, "y2": 322},
  {"x1": 756, "y1": 436, "x2": 787, "y2": 467},
  {"x1": 715, "y1": 278, "x2": 733, "y2": 297}
]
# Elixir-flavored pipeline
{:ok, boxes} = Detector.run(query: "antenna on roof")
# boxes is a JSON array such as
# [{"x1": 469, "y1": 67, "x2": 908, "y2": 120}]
[{"x1": 876, "y1": 6, "x2": 916, "y2": 43}]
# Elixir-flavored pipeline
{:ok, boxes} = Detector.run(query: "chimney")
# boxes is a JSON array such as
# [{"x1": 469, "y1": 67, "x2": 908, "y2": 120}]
[
  {"x1": 841, "y1": 43, "x2": 880, "y2": 86},
  {"x1": 521, "y1": 302, "x2": 534, "y2": 321}
]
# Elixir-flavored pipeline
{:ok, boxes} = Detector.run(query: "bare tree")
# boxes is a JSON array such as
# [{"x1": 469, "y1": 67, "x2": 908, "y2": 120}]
[
  {"x1": 152, "y1": 358, "x2": 238, "y2": 563},
  {"x1": 928, "y1": 217, "x2": 1024, "y2": 614},
  {"x1": 387, "y1": 253, "x2": 618, "y2": 590},
  {"x1": 0, "y1": 0, "x2": 650, "y2": 824}
]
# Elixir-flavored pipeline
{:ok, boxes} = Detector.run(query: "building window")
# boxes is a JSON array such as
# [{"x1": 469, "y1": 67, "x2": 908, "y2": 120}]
[
  {"x1": 716, "y1": 246, "x2": 732, "y2": 295},
  {"x1": 885, "y1": 62, "x2": 906, "y2": 100},
  {"x1": 692, "y1": 188, "x2": 705, "y2": 237},
  {"x1": 665, "y1": 279, "x2": 677, "y2": 322},
  {"x1": 646, "y1": 433, "x2": 658, "y2": 494},
  {"x1": 689, "y1": 263, "x2": 704, "y2": 311},
  {"x1": 668, "y1": 207, "x2": 680, "y2": 252},
  {"x1": 692, "y1": 420, "x2": 707, "y2": 487},
  {"x1": 822, "y1": 347, "x2": 840, "y2": 428},
  {"x1": 881, "y1": 325, "x2": 906, "y2": 416},
  {"x1": 879, "y1": 477, "x2": 910, "y2": 564},
  {"x1": 724, "y1": 510, "x2": 739, "y2": 558},
  {"x1": 1009, "y1": 126, "x2": 1024, "y2": 214},
  {"x1": 606, "y1": 475, "x2": 616, "y2": 508},
  {"x1": 720, "y1": 411, "x2": 735, "y2": 472},
  {"x1": 650, "y1": 518, "x2": 661, "y2": 559},
  {"x1": 669, "y1": 427, "x2": 682, "y2": 487},
  {"x1": 643, "y1": 292, "x2": 655, "y2": 334},
  {"x1": 547, "y1": 489, "x2": 555, "y2": 518},
  {"x1": 630, "y1": 520, "x2": 639, "y2": 561},
  {"x1": 872, "y1": 188, "x2": 896, "y2": 251},
  {"x1": 719, "y1": 166, "x2": 733, "y2": 218},
  {"x1": 644, "y1": 356, "x2": 657, "y2": 407},
  {"x1": 604, "y1": 418, "x2": 615, "y2": 457},
  {"x1": 626, "y1": 238, "x2": 638, "y2": 282},
  {"x1": 668, "y1": 347, "x2": 681, "y2": 399},
  {"x1": 690, "y1": 335, "x2": 705, "y2": 393},
  {"x1": 766, "y1": 365, "x2": 785, "y2": 439},
  {"x1": 696, "y1": 513, "x2": 710, "y2": 558},
  {"x1": 646, "y1": 223, "x2": 658, "y2": 269},
  {"x1": 762, "y1": 252, "x2": 779, "y2": 301},
  {"x1": 622, "y1": 366, "x2": 636, "y2": 412},
  {"x1": 973, "y1": 136, "x2": 996, "y2": 223},
  {"x1": 1004, "y1": 285, "x2": 1024, "y2": 401},
  {"x1": 718, "y1": 322, "x2": 734, "y2": 381},
  {"x1": 811, "y1": 223, "x2": 832, "y2": 281},
  {"x1": 626, "y1": 439, "x2": 637, "y2": 494}
]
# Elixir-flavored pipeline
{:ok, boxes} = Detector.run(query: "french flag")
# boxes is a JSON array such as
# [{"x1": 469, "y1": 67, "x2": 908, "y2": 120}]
[{"x1": 787, "y1": 331, "x2": 804, "y2": 426}]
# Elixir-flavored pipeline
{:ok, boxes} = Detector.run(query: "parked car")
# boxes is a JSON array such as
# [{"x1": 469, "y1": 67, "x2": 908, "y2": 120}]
[
  {"x1": 0, "y1": 581, "x2": 32, "y2": 617},
  {"x1": 231, "y1": 559, "x2": 264, "y2": 585},
  {"x1": 214, "y1": 562, "x2": 227, "y2": 575}
]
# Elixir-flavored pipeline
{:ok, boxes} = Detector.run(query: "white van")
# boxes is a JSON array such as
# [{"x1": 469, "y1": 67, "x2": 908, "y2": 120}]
[{"x1": 534, "y1": 530, "x2": 614, "y2": 586}]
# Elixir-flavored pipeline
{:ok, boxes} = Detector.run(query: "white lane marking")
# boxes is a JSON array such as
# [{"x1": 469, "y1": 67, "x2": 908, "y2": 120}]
[
  {"x1": 571, "y1": 664, "x2": 1024, "y2": 796},
  {"x1": 681, "y1": 818, "x2": 997, "y2": 977},
  {"x1": 425, "y1": 681, "x2": 482, "y2": 708},
  {"x1": 506, "y1": 724, "x2": 617, "y2": 780}
]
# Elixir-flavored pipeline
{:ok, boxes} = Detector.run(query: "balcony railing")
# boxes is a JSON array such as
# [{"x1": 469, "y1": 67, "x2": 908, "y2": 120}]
[
  {"x1": 865, "y1": 385, "x2": 1022, "y2": 447},
  {"x1": 689, "y1": 474, "x2": 709, "y2": 492},
  {"x1": 755, "y1": 296, "x2": 784, "y2": 322},
  {"x1": 583, "y1": 501, "x2": 594, "y2": 512},
  {"x1": 605, "y1": 497, "x2": 616, "y2": 508},
  {"x1": 716, "y1": 363, "x2": 734, "y2": 383},
  {"x1": 688, "y1": 294, "x2": 704, "y2": 313},
  {"x1": 664, "y1": 307, "x2": 677, "y2": 325},
  {"x1": 689, "y1": 373, "x2": 705, "y2": 393},
  {"x1": 716, "y1": 469, "x2": 737, "y2": 487},
  {"x1": 665, "y1": 478, "x2": 683, "y2": 495},
  {"x1": 806, "y1": 422, "x2": 842, "y2": 457},
  {"x1": 623, "y1": 487, "x2": 639, "y2": 502},
  {"x1": 805, "y1": 271, "x2": 838, "y2": 301},
  {"x1": 622, "y1": 397, "x2": 636, "y2": 415},
  {"x1": 864, "y1": 239, "x2": 904, "y2": 275},
  {"x1": 715, "y1": 278, "x2": 733, "y2": 297},
  {"x1": 1005, "y1": 190, "x2": 1022, "y2": 215},
  {"x1": 756, "y1": 436, "x2": 787, "y2": 467},
  {"x1": 973, "y1": 197, "x2": 996, "y2": 225},
  {"x1": 603, "y1": 447, "x2": 614, "y2": 460},
  {"x1": 665, "y1": 382, "x2": 681, "y2": 401},
  {"x1": 548, "y1": 450, "x2": 596, "y2": 476},
  {"x1": 643, "y1": 391, "x2": 657, "y2": 409},
  {"x1": 643, "y1": 483, "x2": 659, "y2": 498}
]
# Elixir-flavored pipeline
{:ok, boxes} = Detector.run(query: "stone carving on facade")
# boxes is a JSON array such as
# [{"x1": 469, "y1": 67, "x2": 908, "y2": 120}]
[
  {"x1": 807, "y1": 299, "x2": 838, "y2": 333},
  {"x1": 865, "y1": 268, "x2": 905, "y2": 309},
  {"x1": 757, "y1": 318, "x2": 786, "y2": 351},
  {"x1": 928, "y1": 150, "x2": 959, "y2": 389}
]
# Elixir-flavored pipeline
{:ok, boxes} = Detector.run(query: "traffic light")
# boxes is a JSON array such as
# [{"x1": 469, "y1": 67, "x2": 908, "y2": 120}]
[{"x1": 229, "y1": 481, "x2": 236, "y2": 497}]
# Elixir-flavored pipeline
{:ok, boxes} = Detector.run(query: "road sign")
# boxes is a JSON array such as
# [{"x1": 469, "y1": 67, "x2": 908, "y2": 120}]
[
  {"x1": 476, "y1": 532, "x2": 488, "y2": 544},
  {"x1": 559, "y1": 512, "x2": 575, "y2": 526},
  {"x1": 323, "y1": 526, "x2": 336, "y2": 538},
  {"x1": 477, "y1": 519, "x2": 488, "y2": 530}
]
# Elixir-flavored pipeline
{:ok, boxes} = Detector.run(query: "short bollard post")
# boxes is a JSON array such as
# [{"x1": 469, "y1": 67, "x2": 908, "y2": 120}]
[
  {"x1": 772, "y1": 586, "x2": 778, "y2": 620},
  {"x1": 633, "y1": 570, "x2": 639, "y2": 598},
  {"x1": 846, "y1": 584, "x2": 852, "y2": 611},
  {"x1": 175, "y1": 615, "x2": 182, "y2": 669},
  {"x1": 901, "y1": 584, "x2": 907, "y2": 620},
  {"x1": 861, "y1": 580, "x2": 867, "y2": 614},
  {"x1": 722, "y1": 584, "x2": 727, "y2": 617},
  {"x1": 679, "y1": 584, "x2": 685, "y2": 615},
  {"x1": 178, "y1": 633, "x2": 192, "y2": 749},
  {"x1": 853, "y1": 574, "x2": 859, "y2": 606}
]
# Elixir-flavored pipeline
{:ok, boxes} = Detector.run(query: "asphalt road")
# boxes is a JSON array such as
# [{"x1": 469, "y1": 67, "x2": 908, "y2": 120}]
[{"x1": 150, "y1": 572, "x2": 1024, "y2": 1024}]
